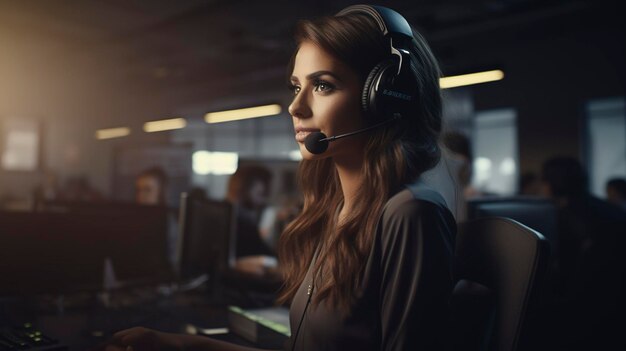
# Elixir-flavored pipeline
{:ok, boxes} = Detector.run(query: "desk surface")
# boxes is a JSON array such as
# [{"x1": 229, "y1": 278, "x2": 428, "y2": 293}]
[{"x1": 2, "y1": 288, "x2": 269, "y2": 350}]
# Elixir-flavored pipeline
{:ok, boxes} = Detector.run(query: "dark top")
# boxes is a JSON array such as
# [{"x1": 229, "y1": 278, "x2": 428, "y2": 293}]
[{"x1": 286, "y1": 183, "x2": 456, "y2": 351}]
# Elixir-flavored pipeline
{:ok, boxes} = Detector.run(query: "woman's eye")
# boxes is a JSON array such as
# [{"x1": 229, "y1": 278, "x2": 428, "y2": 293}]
[
  {"x1": 289, "y1": 84, "x2": 301, "y2": 95},
  {"x1": 314, "y1": 81, "x2": 334, "y2": 93}
]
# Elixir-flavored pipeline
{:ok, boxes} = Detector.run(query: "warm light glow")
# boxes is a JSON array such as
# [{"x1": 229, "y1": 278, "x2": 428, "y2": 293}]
[
  {"x1": 143, "y1": 118, "x2": 186, "y2": 133},
  {"x1": 440, "y1": 70, "x2": 504, "y2": 89},
  {"x1": 95, "y1": 127, "x2": 130, "y2": 140},
  {"x1": 204, "y1": 104, "x2": 282, "y2": 124}
]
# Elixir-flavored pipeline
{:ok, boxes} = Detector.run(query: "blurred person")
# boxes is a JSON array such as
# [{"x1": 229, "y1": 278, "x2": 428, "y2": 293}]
[
  {"x1": 225, "y1": 164, "x2": 278, "y2": 277},
  {"x1": 442, "y1": 131, "x2": 472, "y2": 191},
  {"x1": 101, "y1": 5, "x2": 455, "y2": 351},
  {"x1": 259, "y1": 193, "x2": 303, "y2": 249},
  {"x1": 441, "y1": 130, "x2": 483, "y2": 221},
  {"x1": 134, "y1": 166, "x2": 178, "y2": 268},
  {"x1": 518, "y1": 171, "x2": 542, "y2": 196},
  {"x1": 187, "y1": 186, "x2": 208, "y2": 201},
  {"x1": 135, "y1": 166, "x2": 168, "y2": 205},
  {"x1": 606, "y1": 177, "x2": 626, "y2": 211},
  {"x1": 32, "y1": 169, "x2": 60, "y2": 207},
  {"x1": 537, "y1": 156, "x2": 626, "y2": 350},
  {"x1": 58, "y1": 176, "x2": 104, "y2": 203}
]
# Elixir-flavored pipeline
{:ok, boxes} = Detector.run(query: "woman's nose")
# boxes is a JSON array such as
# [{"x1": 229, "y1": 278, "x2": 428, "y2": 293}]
[{"x1": 288, "y1": 92, "x2": 312, "y2": 119}]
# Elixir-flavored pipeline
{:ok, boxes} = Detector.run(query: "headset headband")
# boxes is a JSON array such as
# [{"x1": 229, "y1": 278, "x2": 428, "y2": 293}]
[
  {"x1": 336, "y1": 5, "x2": 413, "y2": 76},
  {"x1": 335, "y1": 5, "x2": 413, "y2": 42}
]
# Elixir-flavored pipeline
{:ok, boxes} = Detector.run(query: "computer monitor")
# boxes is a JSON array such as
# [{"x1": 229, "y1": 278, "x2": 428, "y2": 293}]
[
  {"x1": 0, "y1": 204, "x2": 172, "y2": 296},
  {"x1": 0, "y1": 211, "x2": 103, "y2": 295},
  {"x1": 176, "y1": 193, "x2": 236, "y2": 281},
  {"x1": 97, "y1": 204, "x2": 173, "y2": 286},
  {"x1": 466, "y1": 196, "x2": 558, "y2": 245}
]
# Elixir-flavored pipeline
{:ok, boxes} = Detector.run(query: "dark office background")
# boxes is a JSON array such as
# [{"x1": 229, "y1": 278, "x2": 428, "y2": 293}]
[
  {"x1": 0, "y1": 1, "x2": 625, "y2": 350},
  {"x1": 0, "y1": 0, "x2": 623, "y2": 205}
]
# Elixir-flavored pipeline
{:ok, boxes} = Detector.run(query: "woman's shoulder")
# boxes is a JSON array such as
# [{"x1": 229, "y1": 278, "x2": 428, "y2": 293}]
[
  {"x1": 376, "y1": 183, "x2": 456, "y2": 257},
  {"x1": 381, "y1": 183, "x2": 452, "y2": 224}
]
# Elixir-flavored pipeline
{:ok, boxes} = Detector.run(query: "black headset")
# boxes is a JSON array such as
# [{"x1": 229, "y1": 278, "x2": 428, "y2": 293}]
[
  {"x1": 336, "y1": 4, "x2": 418, "y2": 122},
  {"x1": 290, "y1": 5, "x2": 417, "y2": 350}
]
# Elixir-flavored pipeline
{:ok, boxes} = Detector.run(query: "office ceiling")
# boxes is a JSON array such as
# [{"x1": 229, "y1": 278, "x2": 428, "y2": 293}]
[{"x1": 0, "y1": 0, "x2": 619, "y2": 122}]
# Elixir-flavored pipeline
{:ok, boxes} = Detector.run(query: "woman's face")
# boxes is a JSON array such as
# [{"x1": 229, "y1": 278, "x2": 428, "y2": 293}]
[
  {"x1": 248, "y1": 180, "x2": 268, "y2": 208},
  {"x1": 135, "y1": 175, "x2": 162, "y2": 205},
  {"x1": 288, "y1": 41, "x2": 366, "y2": 161}
]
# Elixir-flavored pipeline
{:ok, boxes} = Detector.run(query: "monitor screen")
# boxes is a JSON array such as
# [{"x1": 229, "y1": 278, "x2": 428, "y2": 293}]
[
  {"x1": 177, "y1": 193, "x2": 236, "y2": 281},
  {"x1": 0, "y1": 204, "x2": 172, "y2": 296}
]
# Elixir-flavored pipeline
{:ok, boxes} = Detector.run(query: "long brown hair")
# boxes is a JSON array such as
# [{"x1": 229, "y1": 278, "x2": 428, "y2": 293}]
[{"x1": 277, "y1": 13, "x2": 442, "y2": 314}]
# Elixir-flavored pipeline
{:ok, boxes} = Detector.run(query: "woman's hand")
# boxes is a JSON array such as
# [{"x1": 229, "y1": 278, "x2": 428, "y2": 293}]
[
  {"x1": 234, "y1": 255, "x2": 278, "y2": 276},
  {"x1": 92, "y1": 326, "x2": 268, "y2": 351},
  {"x1": 110, "y1": 327, "x2": 184, "y2": 351}
]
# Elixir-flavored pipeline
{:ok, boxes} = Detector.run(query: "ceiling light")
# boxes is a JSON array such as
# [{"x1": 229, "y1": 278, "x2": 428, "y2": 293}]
[
  {"x1": 205, "y1": 104, "x2": 282, "y2": 124},
  {"x1": 440, "y1": 70, "x2": 504, "y2": 89},
  {"x1": 95, "y1": 127, "x2": 130, "y2": 140},
  {"x1": 143, "y1": 118, "x2": 186, "y2": 133}
]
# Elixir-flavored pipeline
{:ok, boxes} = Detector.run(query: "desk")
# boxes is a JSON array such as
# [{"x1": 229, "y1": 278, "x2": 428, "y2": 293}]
[{"x1": 2, "y1": 288, "x2": 265, "y2": 350}]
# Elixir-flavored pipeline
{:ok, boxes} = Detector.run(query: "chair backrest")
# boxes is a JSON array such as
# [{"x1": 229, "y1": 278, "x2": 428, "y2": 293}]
[
  {"x1": 466, "y1": 196, "x2": 558, "y2": 247},
  {"x1": 451, "y1": 217, "x2": 550, "y2": 351}
]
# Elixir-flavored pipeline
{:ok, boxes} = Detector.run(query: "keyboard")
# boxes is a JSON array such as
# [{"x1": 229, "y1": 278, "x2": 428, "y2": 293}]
[{"x1": 0, "y1": 323, "x2": 66, "y2": 351}]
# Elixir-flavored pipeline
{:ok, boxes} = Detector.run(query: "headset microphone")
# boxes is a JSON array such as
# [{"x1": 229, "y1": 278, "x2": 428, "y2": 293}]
[
  {"x1": 303, "y1": 115, "x2": 400, "y2": 155},
  {"x1": 304, "y1": 132, "x2": 330, "y2": 155}
]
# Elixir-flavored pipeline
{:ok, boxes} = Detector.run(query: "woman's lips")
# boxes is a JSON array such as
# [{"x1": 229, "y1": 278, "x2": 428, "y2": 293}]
[{"x1": 295, "y1": 128, "x2": 320, "y2": 143}]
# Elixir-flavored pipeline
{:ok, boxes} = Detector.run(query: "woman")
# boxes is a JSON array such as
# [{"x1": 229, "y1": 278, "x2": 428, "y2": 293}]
[
  {"x1": 226, "y1": 164, "x2": 279, "y2": 277},
  {"x1": 103, "y1": 5, "x2": 455, "y2": 351}
]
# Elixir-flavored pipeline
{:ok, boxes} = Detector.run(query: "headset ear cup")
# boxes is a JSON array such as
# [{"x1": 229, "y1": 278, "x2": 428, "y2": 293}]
[{"x1": 361, "y1": 61, "x2": 393, "y2": 118}]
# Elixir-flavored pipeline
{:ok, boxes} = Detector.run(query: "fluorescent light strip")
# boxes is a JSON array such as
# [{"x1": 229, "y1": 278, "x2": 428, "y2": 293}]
[
  {"x1": 440, "y1": 70, "x2": 504, "y2": 89},
  {"x1": 143, "y1": 118, "x2": 187, "y2": 133},
  {"x1": 205, "y1": 104, "x2": 282, "y2": 124},
  {"x1": 96, "y1": 127, "x2": 130, "y2": 140}
]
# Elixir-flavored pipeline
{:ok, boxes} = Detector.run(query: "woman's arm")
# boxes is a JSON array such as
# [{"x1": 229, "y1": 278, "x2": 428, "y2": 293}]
[
  {"x1": 378, "y1": 198, "x2": 454, "y2": 351},
  {"x1": 378, "y1": 200, "x2": 424, "y2": 350},
  {"x1": 105, "y1": 327, "x2": 279, "y2": 351}
]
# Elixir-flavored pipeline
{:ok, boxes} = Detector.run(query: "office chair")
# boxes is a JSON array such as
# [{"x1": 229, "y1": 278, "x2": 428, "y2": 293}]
[
  {"x1": 451, "y1": 217, "x2": 550, "y2": 351},
  {"x1": 466, "y1": 196, "x2": 558, "y2": 249}
]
